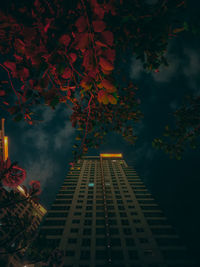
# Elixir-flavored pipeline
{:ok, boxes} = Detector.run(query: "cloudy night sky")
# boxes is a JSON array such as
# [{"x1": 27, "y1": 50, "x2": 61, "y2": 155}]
[{"x1": 1, "y1": 0, "x2": 200, "y2": 265}]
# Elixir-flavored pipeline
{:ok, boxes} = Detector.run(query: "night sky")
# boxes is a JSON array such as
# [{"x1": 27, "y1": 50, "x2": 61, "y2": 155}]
[{"x1": 1, "y1": 0, "x2": 200, "y2": 265}]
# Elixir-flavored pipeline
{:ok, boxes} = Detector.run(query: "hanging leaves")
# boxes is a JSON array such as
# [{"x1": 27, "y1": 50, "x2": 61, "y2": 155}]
[
  {"x1": 75, "y1": 16, "x2": 87, "y2": 32},
  {"x1": 0, "y1": 0, "x2": 186, "y2": 161},
  {"x1": 92, "y1": 20, "x2": 106, "y2": 32},
  {"x1": 99, "y1": 57, "x2": 114, "y2": 71}
]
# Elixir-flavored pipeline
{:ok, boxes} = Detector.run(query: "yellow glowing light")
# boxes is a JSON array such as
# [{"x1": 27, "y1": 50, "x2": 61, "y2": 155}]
[
  {"x1": 38, "y1": 205, "x2": 47, "y2": 215},
  {"x1": 100, "y1": 153, "x2": 122, "y2": 158},
  {"x1": 17, "y1": 186, "x2": 26, "y2": 196},
  {"x1": 4, "y1": 136, "x2": 8, "y2": 161}
]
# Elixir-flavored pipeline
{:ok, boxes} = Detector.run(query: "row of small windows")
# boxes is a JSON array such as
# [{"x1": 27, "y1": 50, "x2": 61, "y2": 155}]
[
  {"x1": 41, "y1": 227, "x2": 145, "y2": 237},
  {"x1": 64, "y1": 249, "x2": 139, "y2": 260}
]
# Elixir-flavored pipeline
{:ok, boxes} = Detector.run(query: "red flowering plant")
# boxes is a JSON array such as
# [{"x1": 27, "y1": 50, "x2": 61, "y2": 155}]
[
  {"x1": 0, "y1": 156, "x2": 41, "y2": 208},
  {"x1": 0, "y1": 0, "x2": 186, "y2": 162},
  {"x1": 0, "y1": 156, "x2": 26, "y2": 187}
]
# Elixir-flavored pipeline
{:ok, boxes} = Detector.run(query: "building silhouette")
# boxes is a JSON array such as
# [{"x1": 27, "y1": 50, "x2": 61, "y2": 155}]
[{"x1": 37, "y1": 154, "x2": 196, "y2": 267}]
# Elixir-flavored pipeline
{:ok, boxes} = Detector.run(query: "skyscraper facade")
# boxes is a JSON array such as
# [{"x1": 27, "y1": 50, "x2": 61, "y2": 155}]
[{"x1": 38, "y1": 154, "x2": 196, "y2": 267}]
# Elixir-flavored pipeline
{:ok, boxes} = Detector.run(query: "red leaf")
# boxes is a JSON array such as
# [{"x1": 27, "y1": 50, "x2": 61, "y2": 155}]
[
  {"x1": 62, "y1": 67, "x2": 72, "y2": 79},
  {"x1": 102, "y1": 48, "x2": 115, "y2": 63},
  {"x1": 82, "y1": 50, "x2": 95, "y2": 71},
  {"x1": 94, "y1": 6, "x2": 105, "y2": 19},
  {"x1": 99, "y1": 57, "x2": 114, "y2": 71},
  {"x1": 75, "y1": 33, "x2": 89, "y2": 50},
  {"x1": 95, "y1": 40, "x2": 107, "y2": 48},
  {"x1": 80, "y1": 77, "x2": 92, "y2": 91},
  {"x1": 92, "y1": 20, "x2": 106, "y2": 32},
  {"x1": 108, "y1": 94, "x2": 117, "y2": 104},
  {"x1": 14, "y1": 54, "x2": 23, "y2": 62},
  {"x1": 98, "y1": 89, "x2": 109, "y2": 104},
  {"x1": 0, "y1": 90, "x2": 5, "y2": 96},
  {"x1": 4, "y1": 61, "x2": 16, "y2": 72},
  {"x1": 44, "y1": 20, "x2": 51, "y2": 33},
  {"x1": 69, "y1": 53, "x2": 77, "y2": 63},
  {"x1": 101, "y1": 31, "x2": 114, "y2": 46},
  {"x1": 14, "y1": 39, "x2": 26, "y2": 54},
  {"x1": 75, "y1": 16, "x2": 87, "y2": 32},
  {"x1": 101, "y1": 79, "x2": 117, "y2": 93},
  {"x1": 59, "y1": 34, "x2": 71, "y2": 47},
  {"x1": 19, "y1": 67, "x2": 29, "y2": 80}
]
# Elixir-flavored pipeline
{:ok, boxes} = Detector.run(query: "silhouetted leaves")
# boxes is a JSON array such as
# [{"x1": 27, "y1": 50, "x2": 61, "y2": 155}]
[{"x1": 152, "y1": 95, "x2": 200, "y2": 159}]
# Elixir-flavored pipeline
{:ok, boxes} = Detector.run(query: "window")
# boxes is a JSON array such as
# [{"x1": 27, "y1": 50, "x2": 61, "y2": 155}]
[
  {"x1": 121, "y1": 220, "x2": 129, "y2": 225},
  {"x1": 74, "y1": 212, "x2": 81, "y2": 216},
  {"x1": 123, "y1": 228, "x2": 132, "y2": 235},
  {"x1": 120, "y1": 212, "x2": 127, "y2": 217},
  {"x1": 111, "y1": 250, "x2": 124, "y2": 260},
  {"x1": 96, "y1": 200, "x2": 104, "y2": 204},
  {"x1": 43, "y1": 220, "x2": 65, "y2": 226},
  {"x1": 139, "y1": 238, "x2": 149, "y2": 243},
  {"x1": 41, "y1": 228, "x2": 63, "y2": 235},
  {"x1": 108, "y1": 212, "x2": 116, "y2": 217},
  {"x1": 76, "y1": 205, "x2": 82, "y2": 209},
  {"x1": 65, "y1": 250, "x2": 75, "y2": 257},
  {"x1": 147, "y1": 219, "x2": 168, "y2": 226},
  {"x1": 96, "y1": 212, "x2": 104, "y2": 217},
  {"x1": 131, "y1": 212, "x2": 138, "y2": 216},
  {"x1": 85, "y1": 212, "x2": 92, "y2": 217},
  {"x1": 96, "y1": 219, "x2": 105, "y2": 225},
  {"x1": 143, "y1": 212, "x2": 164, "y2": 217},
  {"x1": 108, "y1": 219, "x2": 117, "y2": 225},
  {"x1": 133, "y1": 219, "x2": 141, "y2": 223},
  {"x1": 87, "y1": 200, "x2": 93, "y2": 204},
  {"x1": 118, "y1": 206, "x2": 125, "y2": 210},
  {"x1": 96, "y1": 228, "x2": 106, "y2": 235},
  {"x1": 68, "y1": 238, "x2": 77, "y2": 244},
  {"x1": 72, "y1": 219, "x2": 80, "y2": 224},
  {"x1": 84, "y1": 219, "x2": 92, "y2": 226},
  {"x1": 77, "y1": 200, "x2": 83, "y2": 203},
  {"x1": 51, "y1": 206, "x2": 70, "y2": 211},
  {"x1": 144, "y1": 249, "x2": 153, "y2": 256},
  {"x1": 111, "y1": 238, "x2": 121, "y2": 246},
  {"x1": 82, "y1": 238, "x2": 91, "y2": 246},
  {"x1": 80, "y1": 250, "x2": 90, "y2": 260},
  {"x1": 96, "y1": 250, "x2": 107, "y2": 259},
  {"x1": 83, "y1": 228, "x2": 91, "y2": 235},
  {"x1": 96, "y1": 238, "x2": 106, "y2": 246},
  {"x1": 128, "y1": 250, "x2": 139, "y2": 260},
  {"x1": 110, "y1": 228, "x2": 119, "y2": 235},
  {"x1": 136, "y1": 228, "x2": 144, "y2": 233},
  {"x1": 96, "y1": 206, "x2": 104, "y2": 210},
  {"x1": 70, "y1": 228, "x2": 79, "y2": 233},
  {"x1": 125, "y1": 238, "x2": 135, "y2": 246}
]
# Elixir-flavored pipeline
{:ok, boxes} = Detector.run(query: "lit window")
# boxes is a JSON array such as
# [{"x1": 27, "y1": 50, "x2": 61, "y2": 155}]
[{"x1": 88, "y1": 183, "x2": 94, "y2": 187}]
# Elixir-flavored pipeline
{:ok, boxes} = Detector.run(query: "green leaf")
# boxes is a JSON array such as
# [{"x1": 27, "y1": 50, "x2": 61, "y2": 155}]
[{"x1": 183, "y1": 22, "x2": 189, "y2": 31}]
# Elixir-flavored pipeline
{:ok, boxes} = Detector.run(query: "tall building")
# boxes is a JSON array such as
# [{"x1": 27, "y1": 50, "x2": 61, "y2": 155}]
[
  {"x1": 38, "y1": 154, "x2": 197, "y2": 267},
  {"x1": 0, "y1": 118, "x2": 47, "y2": 267}
]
